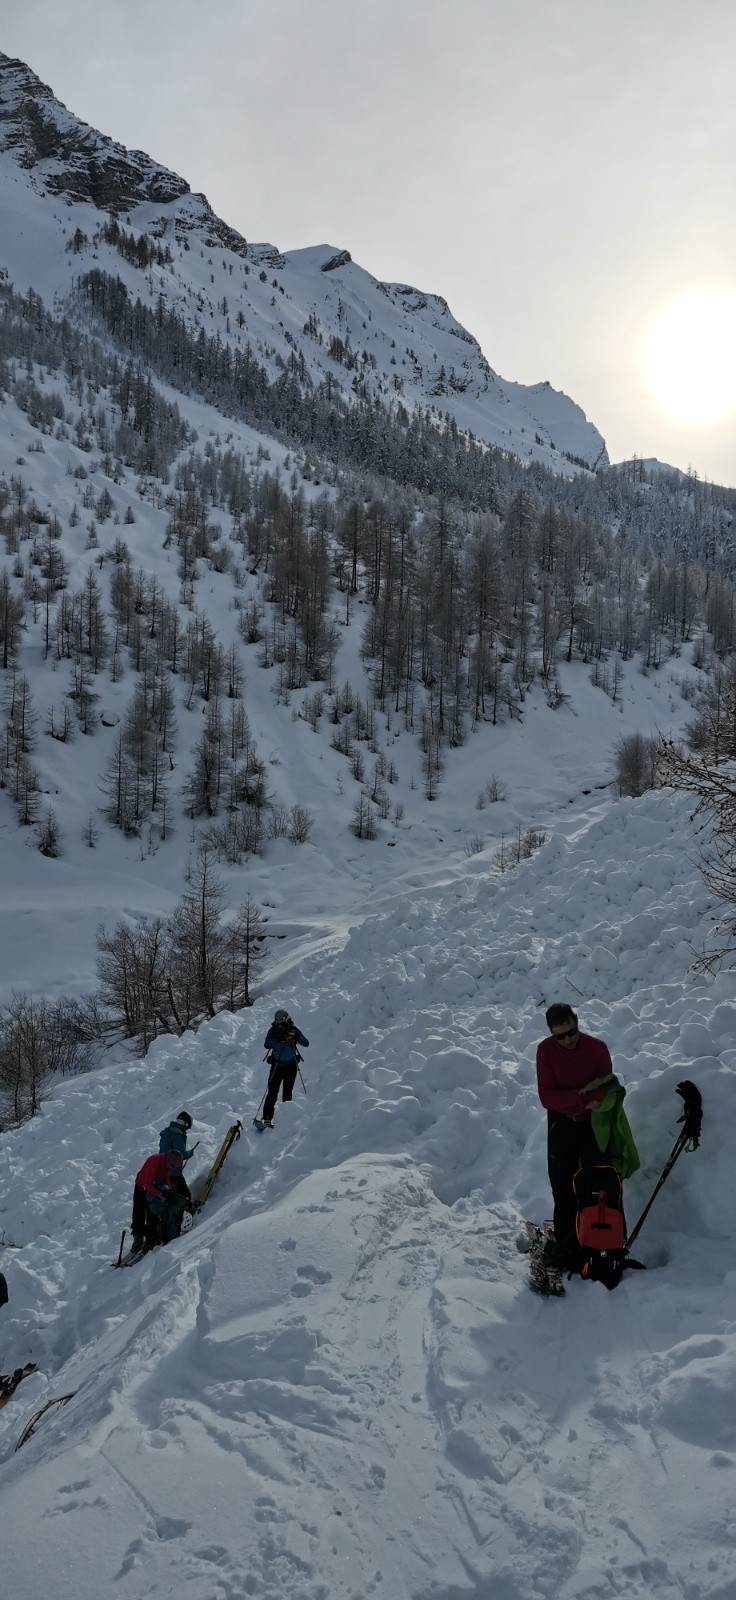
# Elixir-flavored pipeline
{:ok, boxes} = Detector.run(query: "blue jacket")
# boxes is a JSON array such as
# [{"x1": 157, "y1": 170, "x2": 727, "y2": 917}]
[
  {"x1": 264, "y1": 1022, "x2": 309, "y2": 1065},
  {"x1": 159, "y1": 1121, "x2": 194, "y2": 1163}
]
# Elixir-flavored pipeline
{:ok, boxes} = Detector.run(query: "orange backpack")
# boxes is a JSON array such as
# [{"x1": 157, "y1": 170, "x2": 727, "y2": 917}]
[{"x1": 573, "y1": 1165, "x2": 627, "y2": 1289}]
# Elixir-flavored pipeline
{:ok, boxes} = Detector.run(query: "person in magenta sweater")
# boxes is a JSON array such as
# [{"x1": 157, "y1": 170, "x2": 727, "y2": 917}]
[{"x1": 535, "y1": 1003, "x2": 613, "y2": 1268}]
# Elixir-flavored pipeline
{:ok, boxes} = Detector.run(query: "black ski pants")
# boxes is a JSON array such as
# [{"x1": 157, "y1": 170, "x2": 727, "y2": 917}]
[
  {"x1": 263, "y1": 1060, "x2": 298, "y2": 1123},
  {"x1": 547, "y1": 1110, "x2": 607, "y2": 1256},
  {"x1": 132, "y1": 1185, "x2": 187, "y2": 1248},
  {"x1": 132, "y1": 1184, "x2": 161, "y2": 1248}
]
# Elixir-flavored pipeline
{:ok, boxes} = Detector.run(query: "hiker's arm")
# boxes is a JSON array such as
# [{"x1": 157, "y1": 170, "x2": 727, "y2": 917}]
[{"x1": 579, "y1": 1045, "x2": 616, "y2": 1101}]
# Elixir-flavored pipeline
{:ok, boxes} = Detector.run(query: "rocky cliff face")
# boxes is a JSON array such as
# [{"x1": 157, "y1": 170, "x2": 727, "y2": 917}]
[{"x1": 0, "y1": 53, "x2": 248, "y2": 255}]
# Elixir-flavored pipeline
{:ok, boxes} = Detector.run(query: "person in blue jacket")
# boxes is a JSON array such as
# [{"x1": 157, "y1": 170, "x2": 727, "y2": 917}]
[
  {"x1": 261, "y1": 1010, "x2": 309, "y2": 1128},
  {"x1": 158, "y1": 1111, "x2": 195, "y2": 1221},
  {"x1": 159, "y1": 1111, "x2": 195, "y2": 1163}
]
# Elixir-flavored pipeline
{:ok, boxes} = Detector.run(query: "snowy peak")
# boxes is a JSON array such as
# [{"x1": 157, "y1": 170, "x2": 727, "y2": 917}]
[
  {"x1": 319, "y1": 247, "x2": 352, "y2": 273},
  {"x1": 277, "y1": 242, "x2": 501, "y2": 413},
  {"x1": 0, "y1": 53, "x2": 249, "y2": 258},
  {"x1": 0, "y1": 53, "x2": 188, "y2": 208},
  {"x1": 275, "y1": 245, "x2": 605, "y2": 467},
  {"x1": 0, "y1": 51, "x2": 607, "y2": 473}
]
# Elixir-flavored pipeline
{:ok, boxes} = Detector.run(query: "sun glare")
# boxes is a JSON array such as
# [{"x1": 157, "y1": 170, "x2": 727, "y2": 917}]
[{"x1": 643, "y1": 289, "x2": 736, "y2": 426}]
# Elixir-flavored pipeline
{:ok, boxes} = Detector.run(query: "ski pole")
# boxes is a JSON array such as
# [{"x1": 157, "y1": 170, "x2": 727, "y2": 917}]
[
  {"x1": 626, "y1": 1082, "x2": 702, "y2": 1253},
  {"x1": 625, "y1": 1131, "x2": 688, "y2": 1252},
  {"x1": 116, "y1": 1229, "x2": 126, "y2": 1267},
  {"x1": 298, "y1": 1066, "x2": 307, "y2": 1095},
  {"x1": 253, "y1": 1090, "x2": 266, "y2": 1125}
]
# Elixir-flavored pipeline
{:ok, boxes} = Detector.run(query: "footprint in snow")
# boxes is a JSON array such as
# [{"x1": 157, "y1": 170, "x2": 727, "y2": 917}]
[{"x1": 291, "y1": 1264, "x2": 333, "y2": 1296}]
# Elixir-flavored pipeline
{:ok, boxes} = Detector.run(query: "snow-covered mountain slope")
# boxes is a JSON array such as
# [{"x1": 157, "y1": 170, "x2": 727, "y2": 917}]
[
  {"x1": 1, "y1": 47, "x2": 733, "y2": 1600},
  {"x1": 0, "y1": 338, "x2": 698, "y2": 1011},
  {"x1": 0, "y1": 788, "x2": 733, "y2": 1600},
  {"x1": 0, "y1": 52, "x2": 607, "y2": 475},
  {"x1": 0, "y1": 54, "x2": 717, "y2": 1023}
]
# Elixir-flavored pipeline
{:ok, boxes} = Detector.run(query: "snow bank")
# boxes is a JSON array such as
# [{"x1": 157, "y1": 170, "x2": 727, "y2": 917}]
[{"x1": 0, "y1": 789, "x2": 734, "y2": 1600}]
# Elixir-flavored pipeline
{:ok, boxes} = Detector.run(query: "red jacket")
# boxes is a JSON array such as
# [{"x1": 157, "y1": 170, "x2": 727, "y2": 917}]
[
  {"x1": 135, "y1": 1151, "x2": 182, "y2": 1201},
  {"x1": 536, "y1": 1031, "x2": 613, "y2": 1116}
]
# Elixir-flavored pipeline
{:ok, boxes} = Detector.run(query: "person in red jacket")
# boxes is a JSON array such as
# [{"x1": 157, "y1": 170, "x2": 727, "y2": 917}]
[
  {"x1": 131, "y1": 1149, "x2": 186, "y2": 1253},
  {"x1": 536, "y1": 1004, "x2": 612, "y2": 1268}
]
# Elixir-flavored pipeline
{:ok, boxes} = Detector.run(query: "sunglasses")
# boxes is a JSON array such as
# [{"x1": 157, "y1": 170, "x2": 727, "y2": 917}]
[{"x1": 552, "y1": 1024, "x2": 578, "y2": 1041}]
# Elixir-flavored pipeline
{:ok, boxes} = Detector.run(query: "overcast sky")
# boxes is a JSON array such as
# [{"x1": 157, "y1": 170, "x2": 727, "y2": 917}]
[{"x1": 4, "y1": 0, "x2": 736, "y2": 482}]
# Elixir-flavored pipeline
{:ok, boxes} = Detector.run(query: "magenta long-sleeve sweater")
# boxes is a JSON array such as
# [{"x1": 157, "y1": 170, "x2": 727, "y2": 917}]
[{"x1": 535, "y1": 1032, "x2": 613, "y2": 1116}]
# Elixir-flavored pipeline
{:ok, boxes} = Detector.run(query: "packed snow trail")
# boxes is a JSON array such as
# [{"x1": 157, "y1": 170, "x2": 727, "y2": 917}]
[{"x1": 0, "y1": 791, "x2": 734, "y2": 1600}]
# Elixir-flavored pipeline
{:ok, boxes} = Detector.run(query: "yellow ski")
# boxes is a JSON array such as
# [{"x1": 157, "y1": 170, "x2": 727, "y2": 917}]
[{"x1": 194, "y1": 1121, "x2": 242, "y2": 1209}]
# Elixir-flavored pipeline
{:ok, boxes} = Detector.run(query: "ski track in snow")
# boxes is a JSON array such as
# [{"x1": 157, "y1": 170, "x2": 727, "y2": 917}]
[{"x1": 0, "y1": 790, "x2": 735, "y2": 1599}]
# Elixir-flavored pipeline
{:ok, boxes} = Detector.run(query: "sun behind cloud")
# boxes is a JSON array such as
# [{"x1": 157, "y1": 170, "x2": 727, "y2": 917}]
[{"x1": 643, "y1": 289, "x2": 736, "y2": 427}]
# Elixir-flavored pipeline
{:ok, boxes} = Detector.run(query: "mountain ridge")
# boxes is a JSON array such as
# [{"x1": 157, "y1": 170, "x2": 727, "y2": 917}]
[{"x1": 0, "y1": 50, "x2": 608, "y2": 475}]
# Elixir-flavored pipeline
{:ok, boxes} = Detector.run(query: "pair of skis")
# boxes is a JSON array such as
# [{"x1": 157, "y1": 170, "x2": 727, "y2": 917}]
[
  {"x1": 115, "y1": 1121, "x2": 243, "y2": 1268},
  {"x1": 15, "y1": 1391, "x2": 75, "y2": 1449}
]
